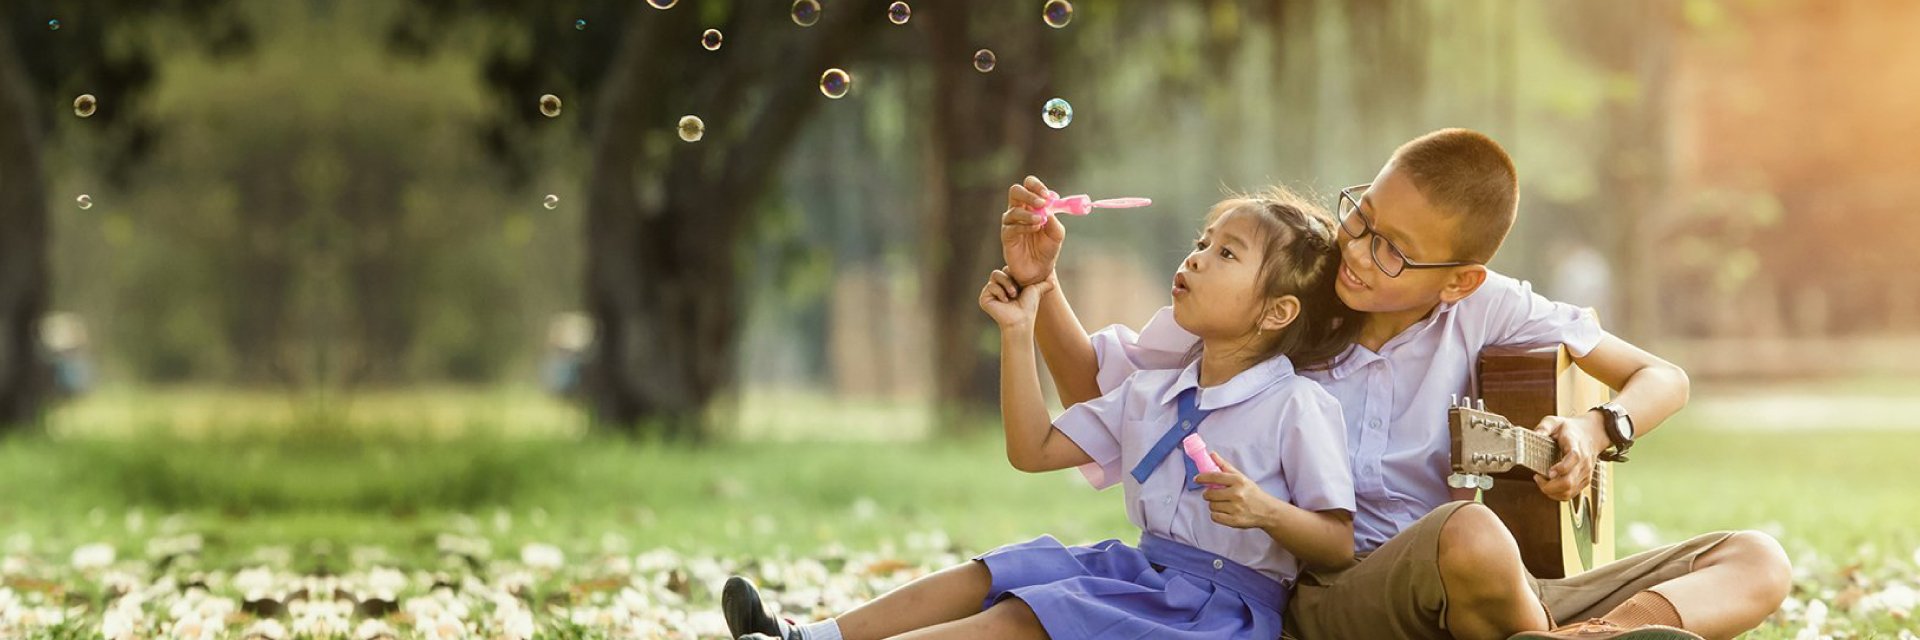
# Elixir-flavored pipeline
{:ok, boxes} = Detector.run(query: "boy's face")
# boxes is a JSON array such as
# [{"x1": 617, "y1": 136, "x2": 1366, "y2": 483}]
[{"x1": 1333, "y1": 163, "x2": 1486, "y2": 315}]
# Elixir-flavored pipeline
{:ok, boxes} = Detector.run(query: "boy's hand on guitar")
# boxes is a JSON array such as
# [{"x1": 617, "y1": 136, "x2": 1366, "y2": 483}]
[
  {"x1": 980, "y1": 270, "x2": 1054, "y2": 330},
  {"x1": 1002, "y1": 176, "x2": 1066, "y2": 287},
  {"x1": 1531, "y1": 414, "x2": 1603, "y2": 502},
  {"x1": 1199, "y1": 453, "x2": 1277, "y2": 530}
]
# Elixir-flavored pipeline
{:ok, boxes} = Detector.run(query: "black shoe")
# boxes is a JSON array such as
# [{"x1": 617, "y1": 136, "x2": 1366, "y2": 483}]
[{"x1": 723, "y1": 576, "x2": 795, "y2": 640}]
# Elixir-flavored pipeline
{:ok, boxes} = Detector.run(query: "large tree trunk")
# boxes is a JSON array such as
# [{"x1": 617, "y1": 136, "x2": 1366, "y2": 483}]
[
  {"x1": 0, "y1": 26, "x2": 51, "y2": 430},
  {"x1": 583, "y1": 0, "x2": 886, "y2": 439},
  {"x1": 923, "y1": 6, "x2": 1059, "y2": 435}
]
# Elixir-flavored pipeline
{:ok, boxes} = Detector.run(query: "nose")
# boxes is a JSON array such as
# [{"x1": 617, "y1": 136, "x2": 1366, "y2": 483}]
[
  {"x1": 1344, "y1": 234, "x2": 1373, "y2": 270},
  {"x1": 1184, "y1": 250, "x2": 1202, "y2": 272}
]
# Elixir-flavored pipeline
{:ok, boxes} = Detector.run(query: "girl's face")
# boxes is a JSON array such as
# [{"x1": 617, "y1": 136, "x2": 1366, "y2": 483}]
[{"x1": 1171, "y1": 207, "x2": 1290, "y2": 341}]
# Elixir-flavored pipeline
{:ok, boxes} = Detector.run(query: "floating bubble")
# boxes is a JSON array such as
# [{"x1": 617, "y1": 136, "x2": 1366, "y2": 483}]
[
  {"x1": 539, "y1": 94, "x2": 562, "y2": 118},
  {"x1": 73, "y1": 94, "x2": 96, "y2": 118},
  {"x1": 1042, "y1": 97, "x2": 1072, "y2": 129},
  {"x1": 1043, "y1": 0, "x2": 1073, "y2": 28},
  {"x1": 887, "y1": 2, "x2": 911, "y2": 25},
  {"x1": 647, "y1": 0, "x2": 678, "y2": 9},
  {"x1": 575, "y1": 19, "x2": 587, "y2": 31},
  {"x1": 48, "y1": 19, "x2": 60, "y2": 31},
  {"x1": 973, "y1": 49, "x2": 996, "y2": 73},
  {"x1": 791, "y1": 0, "x2": 821, "y2": 27},
  {"x1": 678, "y1": 115, "x2": 705, "y2": 142},
  {"x1": 819, "y1": 68, "x2": 851, "y2": 99},
  {"x1": 702, "y1": 29, "x2": 723, "y2": 51},
  {"x1": 543, "y1": 194, "x2": 559, "y2": 210},
  {"x1": 76, "y1": 194, "x2": 92, "y2": 210}
]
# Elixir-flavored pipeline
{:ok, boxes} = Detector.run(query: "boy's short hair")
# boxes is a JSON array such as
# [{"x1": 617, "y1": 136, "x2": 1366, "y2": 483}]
[{"x1": 1389, "y1": 129, "x2": 1518, "y2": 263}]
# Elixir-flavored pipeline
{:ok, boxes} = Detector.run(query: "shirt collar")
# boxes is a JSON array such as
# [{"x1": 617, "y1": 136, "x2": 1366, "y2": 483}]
[
  {"x1": 1158, "y1": 354, "x2": 1297, "y2": 411},
  {"x1": 1325, "y1": 299, "x2": 1460, "y2": 380}
]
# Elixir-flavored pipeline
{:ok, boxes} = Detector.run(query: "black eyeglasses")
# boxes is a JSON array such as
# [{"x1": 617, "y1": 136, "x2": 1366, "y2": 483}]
[{"x1": 1337, "y1": 183, "x2": 1479, "y2": 278}]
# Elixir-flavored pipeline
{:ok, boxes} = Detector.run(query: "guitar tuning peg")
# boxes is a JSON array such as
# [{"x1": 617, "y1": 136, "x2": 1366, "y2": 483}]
[
  {"x1": 1476, "y1": 398, "x2": 1486, "y2": 411},
  {"x1": 1450, "y1": 394, "x2": 1459, "y2": 408},
  {"x1": 1476, "y1": 474, "x2": 1494, "y2": 491}
]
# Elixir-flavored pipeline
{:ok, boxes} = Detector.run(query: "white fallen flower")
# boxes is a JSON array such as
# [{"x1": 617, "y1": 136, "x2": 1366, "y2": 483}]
[
  {"x1": 71, "y1": 543, "x2": 116, "y2": 571},
  {"x1": 520, "y1": 543, "x2": 564, "y2": 572}
]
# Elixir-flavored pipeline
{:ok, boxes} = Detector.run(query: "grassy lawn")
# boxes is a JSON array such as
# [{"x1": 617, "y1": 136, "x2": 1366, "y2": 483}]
[{"x1": 1, "y1": 388, "x2": 1916, "y2": 638}]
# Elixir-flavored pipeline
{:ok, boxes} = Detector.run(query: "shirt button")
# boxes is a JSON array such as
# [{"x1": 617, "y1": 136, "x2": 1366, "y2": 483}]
[
  {"x1": 1180, "y1": 421, "x2": 1192, "y2": 430},
  {"x1": 1212, "y1": 559, "x2": 1224, "y2": 570},
  {"x1": 1368, "y1": 419, "x2": 1382, "y2": 429}
]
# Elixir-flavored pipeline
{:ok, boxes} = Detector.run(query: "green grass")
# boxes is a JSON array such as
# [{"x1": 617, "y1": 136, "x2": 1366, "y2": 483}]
[{"x1": 3, "y1": 388, "x2": 1918, "y2": 637}]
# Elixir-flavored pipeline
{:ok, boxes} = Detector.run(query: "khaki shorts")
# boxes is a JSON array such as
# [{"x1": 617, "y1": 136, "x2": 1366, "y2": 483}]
[{"x1": 1282, "y1": 501, "x2": 1735, "y2": 640}]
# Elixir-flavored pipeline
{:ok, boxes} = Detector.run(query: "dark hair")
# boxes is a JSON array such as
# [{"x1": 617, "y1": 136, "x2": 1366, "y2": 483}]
[
  {"x1": 1186, "y1": 186, "x2": 1360, "y2": 371},
  {"x1": 1389, "y1": 128, "x2": 1519, "y2": 263}
]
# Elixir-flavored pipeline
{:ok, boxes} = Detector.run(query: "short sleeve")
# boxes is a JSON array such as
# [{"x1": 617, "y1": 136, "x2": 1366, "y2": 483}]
[
  {"x1": 1476, "y1": 272, "x2": 1608, "y2": 357},
  {"x1": 1276, "y1": 383, "x2": 1355, "y2": 514},
  {"x1": 1052, "y1": 379, "x2": 1134, "y2": 490},
  {"x1": 1089, "y1": 306, "x2": 1198, "y2": 393}
]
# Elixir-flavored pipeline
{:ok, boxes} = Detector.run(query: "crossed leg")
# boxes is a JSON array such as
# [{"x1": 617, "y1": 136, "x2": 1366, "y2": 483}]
[{"x1": 1436, "y1": 503, "x2": 1792, "y2": 640}]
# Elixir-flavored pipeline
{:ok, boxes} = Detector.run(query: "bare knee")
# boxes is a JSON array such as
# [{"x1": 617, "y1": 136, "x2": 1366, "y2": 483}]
[
  {"x1": 979, "y1": 598, "x2": 1045, "y2": 636},
  {"x1": 1701, "y1": 530, "x2": 1793, "y2": 605},
  {"x1": 1438, "y1": 504, "x2": 1525, "y2": 580}
]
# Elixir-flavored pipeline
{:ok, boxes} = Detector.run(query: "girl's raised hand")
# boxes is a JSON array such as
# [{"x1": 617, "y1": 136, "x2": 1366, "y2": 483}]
[
  {"x1": 1198, "y1": 453, "x2": 1279, "y2": 530},
  {"x1": 980, "y1": 269, "x2": 1054, "y2": 330}
]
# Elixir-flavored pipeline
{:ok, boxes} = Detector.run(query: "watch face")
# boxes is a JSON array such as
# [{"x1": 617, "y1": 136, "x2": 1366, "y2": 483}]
[{"x1": 1608, "y1": 407, "x2": 1634, "y2": 444}]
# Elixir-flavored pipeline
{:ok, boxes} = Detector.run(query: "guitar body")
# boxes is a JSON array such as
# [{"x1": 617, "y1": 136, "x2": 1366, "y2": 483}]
[{"x1": 1471, "y1": 346, "x2": 1616, "y2": 579}]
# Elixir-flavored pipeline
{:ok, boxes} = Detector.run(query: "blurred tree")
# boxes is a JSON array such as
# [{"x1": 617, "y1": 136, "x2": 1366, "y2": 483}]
[
  {"x1": 920, "y1": 5, "x2": 1062, "y2": 434},
  {"x1": 0, "y1": 1, "x2": 248, "y2": 429},
  {"x1": 393, "y1": 1, "x2": 892, "y2": 439}
]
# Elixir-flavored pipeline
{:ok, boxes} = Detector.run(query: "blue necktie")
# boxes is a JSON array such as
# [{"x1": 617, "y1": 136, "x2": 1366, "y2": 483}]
[{"x1": 1129, "y1": 387, "x2": 1214, "y2": 492}]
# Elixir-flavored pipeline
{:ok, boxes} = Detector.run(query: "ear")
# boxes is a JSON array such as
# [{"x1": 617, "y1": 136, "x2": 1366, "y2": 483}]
[
  {"x1": 1438, "y1": 265, "x2": 1489, "y2": 304},
  {"x1": 1260, "y1": 295, "x2": 1300, "y2": 333}
]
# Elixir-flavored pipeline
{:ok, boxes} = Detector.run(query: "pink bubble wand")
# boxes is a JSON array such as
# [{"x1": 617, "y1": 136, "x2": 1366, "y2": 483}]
[
  {"x1": 1182, "y1": 433, "x2": 1226, "y2": 489},
  {"x1": 1027, "y1": 189, "x2": 1152, "y2": 224}
]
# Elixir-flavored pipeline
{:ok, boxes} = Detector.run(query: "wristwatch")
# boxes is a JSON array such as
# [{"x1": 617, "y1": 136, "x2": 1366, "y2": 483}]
[{"x1": 1591, "y1": 402, "x2": 1635, "y2": 462}]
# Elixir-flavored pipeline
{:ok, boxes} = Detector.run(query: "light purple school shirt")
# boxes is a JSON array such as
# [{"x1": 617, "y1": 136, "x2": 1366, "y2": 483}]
[
  {"x1": 1053, "y1": 353, "x2": 1354, "y2": 585},
  {"x1": 1086, "y1": 271, "x2": 1605, "y2": 553}
]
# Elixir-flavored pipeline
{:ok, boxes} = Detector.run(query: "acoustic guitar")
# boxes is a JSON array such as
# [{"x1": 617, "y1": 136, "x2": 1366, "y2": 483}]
[{"x1": 1447, "y1": 345, "x2": 1616, "y2": 579}]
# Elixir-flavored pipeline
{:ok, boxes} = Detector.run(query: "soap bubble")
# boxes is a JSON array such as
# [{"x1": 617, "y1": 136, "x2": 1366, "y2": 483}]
[
  {"x1": 701, "y1": 29, "x2": 723, "y2": 51},
  {"x1": 819, "y1": 68, "x2": 851, "y2": 99},
  {"x1": 48, "y1": 19, "x2": 60, "y2": 31},
  {"x1": 1042, "y1": 98, "x2": 1072, "y2": 129},
  {"x1": 543, "y1": 195, "x2": 559, "y2": 210},
  {"x1": 973, "y1": 49, "x2": 996, "y2": 73},
  {"x1": 791, "y1": 0, "x2": 821, "y2": 27},
  {"x1": 1043, "y1": 0, "x2": 1073, "y2": 28},
  {"x1": 647, "y1": 0, "x2": 678, "y2": 9},
  {"x1": 73, "y1": 94, "x2": 96, "y2": 118},
  {"x1": 677, "y1": 115, "x2": 705, "y2": 142},
  {"x1": 887, "y1": 2, "x2": 911, "y2": 25},
  {"x1": 76, "y1": 194, "x2": 92, "y2": 210},
  {"x1": 539, "y1": 94, "x2": 561, "y2": 118},
  {"x1": 574, "y1": 19, "x2": 586, "y2": 30}
]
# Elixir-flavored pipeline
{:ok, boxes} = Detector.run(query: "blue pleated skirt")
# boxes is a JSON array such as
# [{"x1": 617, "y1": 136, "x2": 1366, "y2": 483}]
[{"x1": 973, "y1": 534, "x2": 1289, "y2": 640}]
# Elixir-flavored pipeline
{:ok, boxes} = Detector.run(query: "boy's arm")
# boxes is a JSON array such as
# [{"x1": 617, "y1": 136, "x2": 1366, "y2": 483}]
[
  {"x1": 1031, "y1": 272, "x2": 1103, "y2": 408},
  {"x1": 1533, "y1": 335, "x2": 1689, "y2": 501}
]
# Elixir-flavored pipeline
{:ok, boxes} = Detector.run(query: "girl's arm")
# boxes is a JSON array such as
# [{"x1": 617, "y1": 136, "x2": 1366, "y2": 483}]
[
  {"x1": 983, "y1": 279, "x2": 1095, "y2": 473},
  {"x1": 1199, "y1": 454, "x2": 1356, "y2": 569}
]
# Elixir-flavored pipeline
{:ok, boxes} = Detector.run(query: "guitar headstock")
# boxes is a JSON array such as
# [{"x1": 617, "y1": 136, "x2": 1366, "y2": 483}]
[{"x1": 1448, "y1": 394, "x2": 1537, "y2": 490}]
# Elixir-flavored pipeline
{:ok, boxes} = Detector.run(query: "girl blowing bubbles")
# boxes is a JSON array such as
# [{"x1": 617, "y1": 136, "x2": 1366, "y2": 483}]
[{"x1": 722, "y1": 185, "x2": 1360, "y2": 640}]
